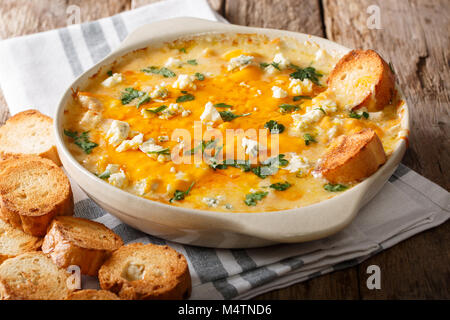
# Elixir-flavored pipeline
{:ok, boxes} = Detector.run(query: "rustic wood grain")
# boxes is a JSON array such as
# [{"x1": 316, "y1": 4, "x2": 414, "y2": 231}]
[
  {"x1": 0, "y1": 0, "x2": 131, "y2": 125},
  {"x1": 132, "y1": 0, "x2": 224, "y2": 13},
  {"x1": 254, "y1": 269, "x2": 360, "y2": 300},
  {"x1": 322, "y1": 0, "x2": 450, "y2": 299},
  {"x1": 225, "y1": 0, "x2": 324, "y2": 37},
  {"x1": 358, "y1": 223, "x2": 450, "y2": 299}
]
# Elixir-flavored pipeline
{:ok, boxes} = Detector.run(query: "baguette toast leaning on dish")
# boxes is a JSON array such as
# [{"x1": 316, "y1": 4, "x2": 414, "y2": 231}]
[{"x1": 0, "y1": 48, "x2": 394, "y2": 299}]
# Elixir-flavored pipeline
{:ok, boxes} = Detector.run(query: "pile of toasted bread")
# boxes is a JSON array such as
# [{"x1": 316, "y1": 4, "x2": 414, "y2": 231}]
[{"x1": 0, "y1": 110, "x2": 191, "y2": 300}]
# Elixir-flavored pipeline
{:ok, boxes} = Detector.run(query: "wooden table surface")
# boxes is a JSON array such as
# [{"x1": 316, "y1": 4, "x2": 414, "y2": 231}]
[{"x1": 0, "y1": 0, "x2": 448, "y2": 299}]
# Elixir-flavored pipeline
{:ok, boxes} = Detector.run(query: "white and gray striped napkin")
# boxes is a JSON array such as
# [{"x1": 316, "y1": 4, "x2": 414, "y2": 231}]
[{"x1": 0, "y1": 0, "x2": 448, "y2": 300}]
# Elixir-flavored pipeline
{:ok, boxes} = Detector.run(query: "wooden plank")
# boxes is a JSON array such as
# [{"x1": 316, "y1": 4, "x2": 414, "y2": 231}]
[
  {"x1": 254, "y1": 269, "x2": 360, "y2": 300},
  {"x1": 323, "y1": 0, "x2": 449, "y2": 190},
  {"x1": 0, "y1": 0, "x2": 131, "y2": 39},
  {"x1": 323, "y1": 0, "x2": 450, "y2": 299},
  {"x1": 225, "y1": 0, "x2": 325, "y2": 37},
  {"x1": 0, "y1": 0, "x2": 131, "y2": 125}
]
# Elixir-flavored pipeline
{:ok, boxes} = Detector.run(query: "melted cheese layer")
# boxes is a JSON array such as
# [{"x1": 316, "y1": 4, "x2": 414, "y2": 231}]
[{"x1": 63, "y1": 34, "x2": 403, "y2": 212}]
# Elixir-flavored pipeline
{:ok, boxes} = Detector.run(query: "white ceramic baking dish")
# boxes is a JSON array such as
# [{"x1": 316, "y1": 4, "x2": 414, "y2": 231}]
[{"x1": 54, "y1": 17, "x2": 409, "y2": 248}]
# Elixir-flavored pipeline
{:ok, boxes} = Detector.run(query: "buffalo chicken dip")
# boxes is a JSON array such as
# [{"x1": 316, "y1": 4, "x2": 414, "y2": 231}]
[{"x1": 62, "y1": 33, "x2": 406, "y2": 212}]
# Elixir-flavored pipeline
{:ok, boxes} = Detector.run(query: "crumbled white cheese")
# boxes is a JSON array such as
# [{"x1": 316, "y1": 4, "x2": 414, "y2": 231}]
[
  {"x1": 165, "y1": 57, "x2": 183, "y2": 68},
  {"x1": 273, "y1": 53, "x2": 290, "y2": 69},
  {"x1": 284, "y1": 154, "x2": 311, "y2": 173},
  {"x1": 239, "y1": 81, "x2": 251, "y2": 88},
  {"x1": 332, "y1": 117, "x2": 344, "y2": 125},
  {"x1": 108, "y1": 171, "x2": 128, "y2": 188},
  {"x1": 159, "y1": 103, "x2": 184, "y2": 120},
  {"x1": 150, "y1": 85, "x2": 169, "y2": 99},
  {"x1": 172, "y1": 74, "x2": 196, "y2": 90},
  {"x1": 158, "y1": 135, "x2": 169, "y2": 142},
  {"x1": 139, "y1": 139, "x2": 170, "y2": 162},
  {"x1": 292, "y1": 98, "x2": 337, "y2": 130},
  {"x1": 170, "y1": 166, "x2": 176, "y2": 173},
  {"x1": 319, "y1": 99, "x2": 338, "y2": 113},
  {"x1": 241, "y1": 137, "x2": 259, "y2": 156},
  {"x1": 79, "y1": 110, "x2": 102, "y2": 129},
  {"x1": 265, "y1": 65, "x2": 278, "y2": 74},
  {"x1": 327, "y1": 125, "x2": 339, "y2": 140},
  {"x1": 271, "y1": 86, "x2": 288, "y2": 99},
  {"x1": 292, "y1": 109, "x2": 322, "y2": 130},
  {"x1": 157, "y1": 154, "x2": 170, "y2": 163},
  {"x1": 142, "y1": 103, "x2": 187, "y2": 120},
  {"x1": 106, "y1": 120, "x2": 130, "y2": 146},
  {"x1": 312, "y1": 170, "x2": 323, "y2": 179},
  {"x1": 101, "y1": 73, "x2": 123, "y2": 87},
  {"x1": 78, "y1": 95, "x2": 103, "y2": 112},
  {"x1": 175, "y1": 171, "x2": 188, "y2": 181},
  {"x1": 203, "y1": 196, "x2": 224, "y2": 208},
  {"x1": 386, "y1": 123, "x2": 401, "y2": 136},
  {"x1": 288, "y1": 78, "x2": 313, "y2": 95},
  {"x1": 200, "y1": 102, "x2": 222, "y2": 125},
  {"x1": 181, "y1": 109, "x2": 192, "y2": 117},
  {"x1": 139, "y1": 139, "x2": 162, "y2": 153},
  {"x1": 227, "y1": 55, "x2": 254, "y2": 71},
  {"x1": 133, "y1": 179, "x2": 148, "y2": 196},
  {"x1": 116, "y1": 133, "x2": 144, "y2": 152},
  {"x1": 315, "y1": 49, "x2": 325, "y2": 61}
]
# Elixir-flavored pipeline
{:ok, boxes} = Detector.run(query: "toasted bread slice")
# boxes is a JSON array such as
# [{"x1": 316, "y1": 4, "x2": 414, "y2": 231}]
[
  {"x1": 66, "y1": 289, "x2": 120, "y2": 300},
  {"x1": 0, "y1": 252, "x2": 72, "y2": 300},
  {"x1": 0, "y1": 156, "x2": 73, "y2": 236},
  {"x1": 316, "y1": 128, "x2": 387, "y2": 183},
  {"x1": 0, "y1": 219, "x2": 42, "y2": 264},
  {"x1": 42, "y1": 216, "x2": 123, "y2": 276},
  {"x1": 0, "y1": 110, "x2": 61, "y2": 166},
  {"x1": 98, "y1": 243, "x2": 191, "y2": 300},
  {"x1": 328, "y1": 50, "x2": 395, "y2": 112}
]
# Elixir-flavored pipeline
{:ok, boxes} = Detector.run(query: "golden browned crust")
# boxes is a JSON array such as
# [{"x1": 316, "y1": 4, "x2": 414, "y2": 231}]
[
  {"x1": 328, "y1": 50, "x2": 395, "y2": 112},
  {"x1": 0, "y1": 110, "x2": 61, "y2": 166},
  {"x1": 0, "y1": 252, "x2": 72, "y2": 300},
  {"x1": 316, "y1": 128, "x2": 387, "y2": 183},
  {"x1": 65, "y1": 289, "x2": 120, "y2": 300},
  {"x1": 42, "y1": 216, "x2": 123, "y2": 276},
  {"x1": 0, "y1": 156, "x2": 73, "y2": 237},
  {"x1": 98, "y1": 243, "x2": 192, "y2": 300},
  {"x1": 0, "y1": 219, "x2": 42, "y2": 264}
]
